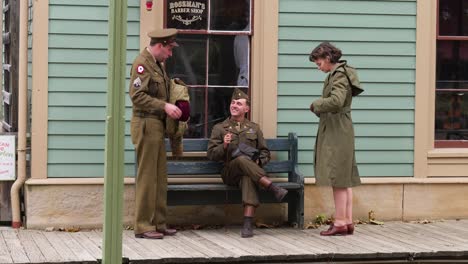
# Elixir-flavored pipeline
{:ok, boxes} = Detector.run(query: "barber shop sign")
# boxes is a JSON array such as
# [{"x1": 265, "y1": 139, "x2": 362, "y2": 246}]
[
  {"x1": 167, "y1": 0, "x2": 207, "y2": 29},
  {"x1": 0, "y1": 135, "x2": 15, "y2": 180}
]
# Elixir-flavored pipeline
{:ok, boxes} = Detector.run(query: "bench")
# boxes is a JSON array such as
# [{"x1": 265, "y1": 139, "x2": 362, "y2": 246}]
[{"x1": 136, "y1": 132, "x2": 304, "y2": 228}]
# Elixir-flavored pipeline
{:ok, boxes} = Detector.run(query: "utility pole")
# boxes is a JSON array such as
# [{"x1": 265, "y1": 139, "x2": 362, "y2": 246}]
[{"x1": 102, "y1": 0, "x2": 127, "y2": 263}]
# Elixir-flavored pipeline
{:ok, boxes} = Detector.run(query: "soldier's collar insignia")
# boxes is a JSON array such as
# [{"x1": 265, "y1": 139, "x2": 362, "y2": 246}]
[
  {"x1": 133, "y1": 77, "x2": 142, "y2": 88},
  {"x1": 137, "y1": 65, "x2": 145, "y2": 74}
]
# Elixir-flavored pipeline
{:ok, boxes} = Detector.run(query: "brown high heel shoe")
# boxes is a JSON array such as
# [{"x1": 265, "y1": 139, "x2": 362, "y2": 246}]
[
  {"x1": 320, "y1": 224, "x2": 348, "y2": 236},
  {"x1": 347, "y1": 223, "x2": 355, "y2": 235}
]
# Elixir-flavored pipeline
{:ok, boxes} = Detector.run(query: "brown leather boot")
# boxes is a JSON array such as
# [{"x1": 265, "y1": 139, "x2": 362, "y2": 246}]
[
  {"x1": 259, "y1": 176, "x2": 288, "y2": 202},
  {"x1": 241, "y1": 217, "x2": 254, "y2": 238},
  {"x1": 269, "y1": 184, "x2": 288, "y2": 202}
]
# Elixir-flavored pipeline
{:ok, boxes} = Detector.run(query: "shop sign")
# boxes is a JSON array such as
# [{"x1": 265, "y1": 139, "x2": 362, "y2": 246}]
[{"x1": 167, "y1": 0, "x2": 207, "y2": 29}]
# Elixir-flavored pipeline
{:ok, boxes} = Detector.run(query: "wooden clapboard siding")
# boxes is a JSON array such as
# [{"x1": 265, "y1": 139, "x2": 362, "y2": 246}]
[
  {"x1": 278, "y1": 0, "x2": 416, "y2": 177},
  {"x1": 47, "y1": 0, "x2": 140, "y2": 177}
]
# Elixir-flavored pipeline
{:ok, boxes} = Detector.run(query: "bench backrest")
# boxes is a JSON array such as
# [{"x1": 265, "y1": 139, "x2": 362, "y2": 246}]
[{"x1": 160, "y1": 132, "x2": 299, "y2": 181}]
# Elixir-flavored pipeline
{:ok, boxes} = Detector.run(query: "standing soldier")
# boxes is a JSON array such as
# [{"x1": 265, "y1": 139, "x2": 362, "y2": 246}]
[
  {"x1": 207, "y1": 89, "x2": 288, "y2": 238},
  {"x1": 130, "y1": 28, "x2": 181, "y2": 239}
]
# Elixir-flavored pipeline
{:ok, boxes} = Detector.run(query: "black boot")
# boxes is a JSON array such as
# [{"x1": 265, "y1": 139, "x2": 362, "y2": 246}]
[
  {"x1": 258, "y1": 176, "x2": 288, "y2": 202},
  {"x1": 241, "y1": 217, "x2": 254, "y2": 238},
  {"x1": 269, "y1": 184, "x2": 288, "y2": 202}
]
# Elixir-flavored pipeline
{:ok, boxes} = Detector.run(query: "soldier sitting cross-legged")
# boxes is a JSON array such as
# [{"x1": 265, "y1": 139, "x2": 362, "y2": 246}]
[{"x1": 207, "y1": 89, "x2": 288, "y2": 238}]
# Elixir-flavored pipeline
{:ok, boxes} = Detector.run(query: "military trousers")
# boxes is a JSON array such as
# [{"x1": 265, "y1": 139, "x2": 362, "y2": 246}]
[
  {"x1": 221, "y1": 156, "x2": 265, "y2": 207},
  {"x1": 131, "y1": 116, "x2": 168, "y2": 234}
]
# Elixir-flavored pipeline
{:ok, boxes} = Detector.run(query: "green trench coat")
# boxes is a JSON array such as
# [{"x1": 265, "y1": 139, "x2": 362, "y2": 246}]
[{"x1": 311, "y1": 61, "x2": 364, "y2": 188}]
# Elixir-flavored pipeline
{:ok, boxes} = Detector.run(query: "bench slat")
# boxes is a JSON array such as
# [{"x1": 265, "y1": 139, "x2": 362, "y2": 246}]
[
  {"x1": 169, "y1": 182, "x2": 302, "y2": 191},
  {"x1": 167, "y1": 160, "x2": 293, "y2": 175},
  {"x1": 165, "y1": 138, "x2": 291, "y2": 152}
]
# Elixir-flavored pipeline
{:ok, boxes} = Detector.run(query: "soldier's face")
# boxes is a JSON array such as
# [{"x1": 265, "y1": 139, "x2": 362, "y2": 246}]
[
  {"x1": 314, "y1": 57, "x2": 333, "y2": 73},
  {"x1": 152, "y1": 43, "x2": 174, "y2": 62},
  {"x1": 230, "y1": 99, "x2": 249, "y2": 118}
]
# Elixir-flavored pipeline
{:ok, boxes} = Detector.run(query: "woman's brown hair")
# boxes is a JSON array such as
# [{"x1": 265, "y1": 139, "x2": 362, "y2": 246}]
[{"x1": 309, "y1": 42, "x2": 342, "y2": 63}]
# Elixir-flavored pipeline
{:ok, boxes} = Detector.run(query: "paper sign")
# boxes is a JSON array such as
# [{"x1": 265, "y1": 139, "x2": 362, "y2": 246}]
[{"x1": 0, "y1": 135, "x2": 15, "y2": 180}]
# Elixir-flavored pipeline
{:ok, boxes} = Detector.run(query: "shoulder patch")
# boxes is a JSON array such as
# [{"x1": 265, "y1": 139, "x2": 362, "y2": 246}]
[
  {"x1": 136, "y1": 65, "x2": 145, "y2": 74},
  {"x1": 133, "y1": 77, "x2": 142, "y2": 88}
]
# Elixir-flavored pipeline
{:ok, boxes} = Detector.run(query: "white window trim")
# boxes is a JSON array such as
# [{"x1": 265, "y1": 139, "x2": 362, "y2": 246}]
[{"x1": 414, "y1": 0, "x2": 468, "y2": 177}]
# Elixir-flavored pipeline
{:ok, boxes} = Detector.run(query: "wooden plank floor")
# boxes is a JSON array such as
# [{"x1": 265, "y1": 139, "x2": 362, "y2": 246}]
[{"x1": 1, "y1": 220, "x2": 468, "y2": 263}]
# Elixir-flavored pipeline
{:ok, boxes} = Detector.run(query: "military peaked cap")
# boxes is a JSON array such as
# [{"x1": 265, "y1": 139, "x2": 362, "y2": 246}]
[{"x1": 148, "y1": 28, "x2": 179, "y2": 47}]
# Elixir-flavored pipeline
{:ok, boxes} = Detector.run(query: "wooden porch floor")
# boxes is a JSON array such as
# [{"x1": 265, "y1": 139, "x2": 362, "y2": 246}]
[{"x1": 1, "y1": 220, "x2": 468, "y2": 263}]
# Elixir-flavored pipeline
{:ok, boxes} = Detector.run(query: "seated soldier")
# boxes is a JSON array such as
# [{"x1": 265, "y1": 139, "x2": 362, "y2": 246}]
[{"x1": 207, "y1": 88, "x2": 288, "y2": 238}]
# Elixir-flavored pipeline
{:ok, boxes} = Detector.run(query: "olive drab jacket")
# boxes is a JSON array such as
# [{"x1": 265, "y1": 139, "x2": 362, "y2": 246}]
[
  {"x1": 129, "y1": 48, "x2": 170, "y2": 117},
  {"x1": 311, "y1": 60, "x2": 363, "y2": 188},
  {"x1": 207, "y1": 118, "x2": 270, "y2": 167}
]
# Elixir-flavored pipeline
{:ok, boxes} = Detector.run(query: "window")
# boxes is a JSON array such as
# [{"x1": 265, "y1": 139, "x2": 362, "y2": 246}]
[
  {"x1": 164, "y1": 0, "x2": 252, "y2": 138},
  {"x1": 434, "y1": 0, "x2": 468, "y2": 147}
]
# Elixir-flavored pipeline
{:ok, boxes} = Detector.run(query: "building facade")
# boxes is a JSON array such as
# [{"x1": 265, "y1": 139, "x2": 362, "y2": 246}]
[{"x1": 17, "y1": 0, "x2": 468, "y2": 228}]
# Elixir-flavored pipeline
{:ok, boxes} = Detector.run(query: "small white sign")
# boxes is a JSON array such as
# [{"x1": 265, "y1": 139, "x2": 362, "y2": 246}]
[{"x1": 0, "y1": 135, "x2": 15, "y2": 180}]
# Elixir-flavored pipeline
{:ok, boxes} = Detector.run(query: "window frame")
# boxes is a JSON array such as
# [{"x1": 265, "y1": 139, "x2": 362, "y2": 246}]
[
  {"x1": 414, "y1": 0, "x2": 468, "y2": 178},
  {"x1": 434, "y1": 0, "x2": 468, "y2": 148},
  {"x1": 163, "y1": 0, "x2": 254, "y2": 138}
]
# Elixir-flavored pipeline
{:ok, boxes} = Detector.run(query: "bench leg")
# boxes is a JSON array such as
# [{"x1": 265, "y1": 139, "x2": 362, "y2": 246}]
[{"x1": 288, "y1": 188, "x2": 304, "y2": 229}]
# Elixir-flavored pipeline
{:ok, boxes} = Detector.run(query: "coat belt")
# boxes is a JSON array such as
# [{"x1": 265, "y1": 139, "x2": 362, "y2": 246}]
[
  {"x1": 336, "y1": 106, "x2": 351, "y2": 113},
  {"x1": 133, "y1": 111, "x2": 166, "y2": 120}
]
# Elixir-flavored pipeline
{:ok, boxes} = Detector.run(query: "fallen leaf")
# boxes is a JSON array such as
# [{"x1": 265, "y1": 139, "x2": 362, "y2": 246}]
[
  {"x1": 65, "y1": 227, "x2": 81, "y2": 232},
  {"x1": 304, "y1": 222, "x2": 320, "y2": 229},
  {"x1": 368, "y1": 210, "x2": 375, "y2": 221},
  {"x1": 369, "y1": 219, "x2": 384, "y2": 225},
  {"x1": 255, "y1": 221, "x2": 275, "y2": 228},
  {"x1": 192, "y1": 224, "x2": 203, "y2": 230}
]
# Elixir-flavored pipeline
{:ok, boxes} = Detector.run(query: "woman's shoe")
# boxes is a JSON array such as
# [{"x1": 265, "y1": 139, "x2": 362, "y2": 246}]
[
  {"x1": 347, "y1": 223, "x2": 354, "y2": 235},
  {"x1": 320, "y1": 224, "x2": 348, "y2": 236}
]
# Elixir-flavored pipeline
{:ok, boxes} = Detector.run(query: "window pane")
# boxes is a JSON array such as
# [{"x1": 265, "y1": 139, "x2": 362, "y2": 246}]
[
  {"x1": 207, "y1": 87, "x2": 248, "y2": 134},
  {"x1": 436, "y1": 40, "x2": 468, "y2": 89},
  {"x1": 210, "y1": 0, "x2": 250, "y2": 31},
  {"x1": 166, "y1": 35, "x2": 207, "y2": 85},
  {"x1": 435, "y1": 91, "x2": 468, "y2": 140},
  {"x1": 184, "y1": 87, "x2": 206, "y2": 138},
  {"x1": 208, "y1": 35, "x2": 249, "y2": 86},
  {"x1": 166, "y1": 0, "x2": 208, "y2": 30},
  {"x1": 439, "y1": 0, "x2": 468, "y2": 36}
]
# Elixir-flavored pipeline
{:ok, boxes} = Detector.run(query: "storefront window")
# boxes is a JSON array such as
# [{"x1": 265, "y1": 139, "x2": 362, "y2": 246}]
[
  {"x1": 434, "y1": 0, "x2": 468, "y2": 147},
  {"x1": 165, "y1": 0, "x2": 252, "y2": 138}
]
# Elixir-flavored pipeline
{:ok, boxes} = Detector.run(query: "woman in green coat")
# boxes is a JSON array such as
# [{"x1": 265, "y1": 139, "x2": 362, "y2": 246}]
[{"x1": 309, "y1": 42, "x2": 363, "y2": 236}]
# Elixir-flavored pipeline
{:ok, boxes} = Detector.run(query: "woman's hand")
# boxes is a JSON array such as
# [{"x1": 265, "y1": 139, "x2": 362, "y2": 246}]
[{"x1": 310, "y1": 103, "x2": 320, "y2": 117}]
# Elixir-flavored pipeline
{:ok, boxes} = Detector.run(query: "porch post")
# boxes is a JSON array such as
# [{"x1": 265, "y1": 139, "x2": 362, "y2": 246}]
[{"x1": 102, "y1": 0, "x2": 127, "y2": 263}]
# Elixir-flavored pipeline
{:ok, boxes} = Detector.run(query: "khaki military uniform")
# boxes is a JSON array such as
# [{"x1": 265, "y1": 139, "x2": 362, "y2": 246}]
[
  {"x1": 207, "y1": 118, "x2": 271, "y2": 207},
  {"x1": 130, "y1": 48, "x2": 171, "y2": 235},
  {"x1": 311, "y1": 60, "x2": 363, "y2": 188}
]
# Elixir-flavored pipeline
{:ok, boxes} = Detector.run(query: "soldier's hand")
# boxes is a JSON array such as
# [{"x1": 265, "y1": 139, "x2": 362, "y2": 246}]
[
  {"x1": 164, "y1": 103, "x2": 182, "y2": 120},
  {"x1": 223, "y1": 133, "x2": 232, "y2": 149}
]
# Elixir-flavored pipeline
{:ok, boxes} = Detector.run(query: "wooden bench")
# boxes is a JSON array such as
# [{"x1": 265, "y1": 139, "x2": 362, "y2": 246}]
[{"x1": 136, "y1": 132, "x2": 304, "y2": 228}]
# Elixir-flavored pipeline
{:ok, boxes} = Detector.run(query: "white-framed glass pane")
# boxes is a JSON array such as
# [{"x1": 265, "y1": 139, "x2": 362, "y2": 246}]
[{"x1": 209, "y1": 0, "x2": 251, "y2": 32}]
